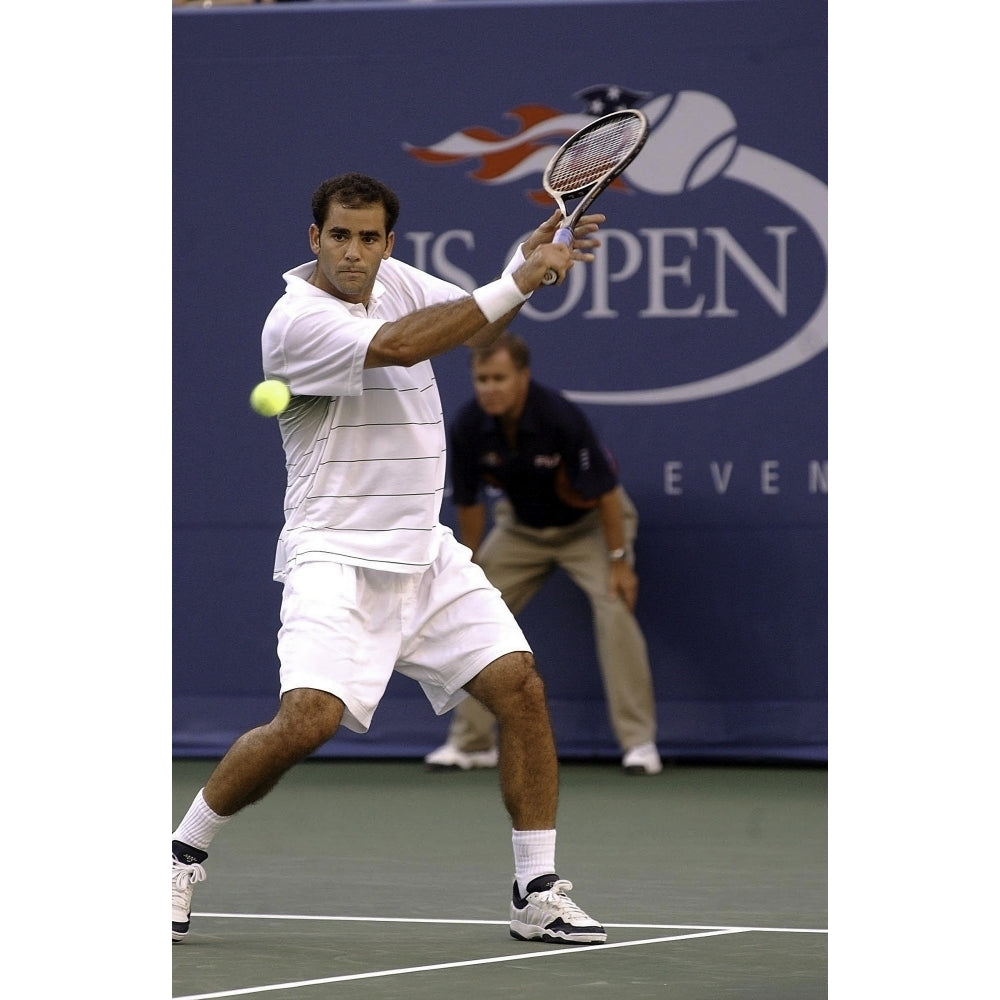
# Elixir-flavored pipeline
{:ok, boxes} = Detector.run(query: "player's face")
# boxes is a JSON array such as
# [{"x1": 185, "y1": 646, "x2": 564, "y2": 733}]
[
  {"x1": 308, "y1": 201, "x2": 394, "y2": 304},
  {"x1": 472, "y1": 350, "x2": 530, "y2": 420}
]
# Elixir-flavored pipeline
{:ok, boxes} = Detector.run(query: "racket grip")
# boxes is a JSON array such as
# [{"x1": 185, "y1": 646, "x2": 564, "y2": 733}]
[{"x1": 541, "y1": 226, "x2": 575, "y2": 285}]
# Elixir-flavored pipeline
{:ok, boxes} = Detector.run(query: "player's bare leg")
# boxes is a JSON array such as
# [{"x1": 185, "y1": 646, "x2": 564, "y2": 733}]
[
  {"x1": 173, "y1": 688, "x2": 345, "y2": 942},
  {"x1": 467, "y1": 651, "x2": 606, "y2": 944},
  {"x1": 202, "y1": 688, "x2": 345, "y2": 816},
  {"x1": 464, "y1": 652, "x2": 558, "y2": 829}
]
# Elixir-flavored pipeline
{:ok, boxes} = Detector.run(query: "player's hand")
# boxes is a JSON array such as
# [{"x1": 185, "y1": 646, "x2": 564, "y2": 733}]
[
  {"x1": 523, "y1": 211, "x2": 606, "y2": 257},
  {"x1": 564, "y1": 212, "x2": 606, "y2": 254},
  {"x1": 517, "y1": 242, "x2": 574, "y2": 288}
]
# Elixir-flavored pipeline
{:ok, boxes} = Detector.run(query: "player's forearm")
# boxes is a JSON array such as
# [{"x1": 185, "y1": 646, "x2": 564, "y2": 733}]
[
  {"x1": 464, "y1": 308, "x2": 523, "y2": 348},
  {"x1": 463, "y1": 253, "x2": 551, "y2": 347},
  {"x1": 367, "y1": 245, "x2": 572, "y2": 367},
  {"x1": 366, "y1": 296, "x2": 501, "y2": 368}
]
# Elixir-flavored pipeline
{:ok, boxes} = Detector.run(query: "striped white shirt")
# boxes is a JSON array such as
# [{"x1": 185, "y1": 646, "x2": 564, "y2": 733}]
[{"x1": 262, "y1": 257, "x2": 468, "y2": 576}]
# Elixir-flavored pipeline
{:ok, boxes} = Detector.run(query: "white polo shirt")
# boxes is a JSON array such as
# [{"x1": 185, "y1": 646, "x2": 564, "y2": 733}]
[{"x1": 262, "y1": 256, "x2": 469, "y2": 577}]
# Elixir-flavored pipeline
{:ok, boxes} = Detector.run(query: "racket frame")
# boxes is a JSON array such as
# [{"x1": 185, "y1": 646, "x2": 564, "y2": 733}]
[{"x1": 540, "y1": 108, "x2": 649, "y2": 284}]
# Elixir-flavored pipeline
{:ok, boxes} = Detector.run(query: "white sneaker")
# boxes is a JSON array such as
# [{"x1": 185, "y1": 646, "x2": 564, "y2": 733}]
[
  {"x1": 622, "y1": 741, "x2": 663, "y2": 775},
  {"x1": 424, "y1": 742, "x2": 498, "y2": 770},
  {"x1": 172, "y1": 843, "x2": 207, "y2": 942},
  {"x1": 509, "y1": 875, "x2": 607, "y2": 945}
]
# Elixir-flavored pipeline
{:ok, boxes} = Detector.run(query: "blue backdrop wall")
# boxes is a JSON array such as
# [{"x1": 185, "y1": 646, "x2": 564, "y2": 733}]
[{"x1": 172, "y1": 0, "x2": 827, "y2": 762}]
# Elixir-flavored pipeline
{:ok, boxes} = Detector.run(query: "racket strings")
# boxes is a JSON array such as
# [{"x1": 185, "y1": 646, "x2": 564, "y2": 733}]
[{"x1": 547, "y1": 120, "x2": 645, "y2": 194}]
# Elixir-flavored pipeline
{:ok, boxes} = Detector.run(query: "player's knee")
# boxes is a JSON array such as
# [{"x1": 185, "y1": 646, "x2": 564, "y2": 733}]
[
  {"x1": 273, "y1": 689, "x2": 343, "y2": 751},
  {"x1": 503, "y1": 650, "x2": 540, "y2": 687},
  {"x1": 472, "y1": 651, "x2": 546, "y2": 718},
  {"x1": 517, "y1": 667, "x2": 548, "y2": 715}
]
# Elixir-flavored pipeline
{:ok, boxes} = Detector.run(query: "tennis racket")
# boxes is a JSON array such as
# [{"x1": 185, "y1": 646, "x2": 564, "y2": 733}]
[{"x1": 540, "y1": 108, "x2": 649, "y2": 285}]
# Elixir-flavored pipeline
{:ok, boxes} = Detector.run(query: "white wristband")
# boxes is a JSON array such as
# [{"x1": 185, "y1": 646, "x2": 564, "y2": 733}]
[
  {"x1": 501, "y1": 245, "x2": 525, "y2": 277},
  {"x1": 472, "y1": 273, "x2": 527, "y2": 324},
  {"x1": 502, "y1": 245, "x2": 533, "y2": 299}
]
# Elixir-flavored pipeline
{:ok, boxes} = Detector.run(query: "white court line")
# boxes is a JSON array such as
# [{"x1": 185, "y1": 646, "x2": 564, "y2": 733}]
[
  {"x1": 175, "y1": 915, "x2": 827, "y2": 1000},
  {"x1": 193, "y1": 911, "x2": 828, "y2": 934}
]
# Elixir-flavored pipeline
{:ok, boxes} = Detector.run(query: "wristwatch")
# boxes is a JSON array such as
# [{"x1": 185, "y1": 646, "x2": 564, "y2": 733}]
[{"x1": 607, "y1": 548, "x2": 627, "y2": 562}]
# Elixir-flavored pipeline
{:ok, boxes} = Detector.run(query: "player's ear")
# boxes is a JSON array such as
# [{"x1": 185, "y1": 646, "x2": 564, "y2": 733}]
[
  {"x1": 383, "y1": 231, "x2": 395, "y2": 258},
  {"x1": 309, "y1": 224, "x2": 320, "y2": 254}
]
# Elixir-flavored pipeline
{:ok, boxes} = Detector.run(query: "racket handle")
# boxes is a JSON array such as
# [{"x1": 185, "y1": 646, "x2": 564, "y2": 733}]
[{"x1": 541, "y1": 226, "x2": 575, "y2": 285}]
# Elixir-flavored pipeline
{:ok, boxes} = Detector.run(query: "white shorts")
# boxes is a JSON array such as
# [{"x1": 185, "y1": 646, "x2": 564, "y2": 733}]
[{"x1": 276, "y1": 531, "x2": 530, "y2": 733}]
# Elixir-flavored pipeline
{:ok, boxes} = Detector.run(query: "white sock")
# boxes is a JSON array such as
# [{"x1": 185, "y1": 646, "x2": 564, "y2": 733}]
[
  {"x1": 512, "y1": 828, "x2": 557, "y2": 895},
  {"x1": 173, "y1": 788, "x2": 231, "y2": 852}
]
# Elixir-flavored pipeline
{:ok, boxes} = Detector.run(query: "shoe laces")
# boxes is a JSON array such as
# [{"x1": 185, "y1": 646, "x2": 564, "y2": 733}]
[
  {"x1": 535, "y1": 879, "x2": 589, "y2": 918},
  {"x1": 172, "y1": 857, "x2": 207, "y2": 895}
]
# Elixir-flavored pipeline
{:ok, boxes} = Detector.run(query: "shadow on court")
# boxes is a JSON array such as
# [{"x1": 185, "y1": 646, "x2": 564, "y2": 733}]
[{"x1": 172, "y1": 758, "x2": 826, "y2": 999}]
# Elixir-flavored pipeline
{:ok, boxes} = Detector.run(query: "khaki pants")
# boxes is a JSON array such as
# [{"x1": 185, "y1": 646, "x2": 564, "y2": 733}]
[{"x1": 447, "y1": 487, "x2": 658, "y2": 754}]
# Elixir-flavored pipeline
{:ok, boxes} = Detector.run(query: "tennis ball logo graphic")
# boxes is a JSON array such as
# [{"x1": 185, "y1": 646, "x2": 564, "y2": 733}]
[
  {"x1": 561, "y1": 89, "x2": 828, "y2": 406},
  {"x1": 626, "y1": 91, "x2": 738, "y2": 195}
]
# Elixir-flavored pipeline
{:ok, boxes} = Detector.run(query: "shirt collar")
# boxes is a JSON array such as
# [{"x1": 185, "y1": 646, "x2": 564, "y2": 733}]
[{"x1": 283, "y1": 261, "x2": 384, "y2": 315}]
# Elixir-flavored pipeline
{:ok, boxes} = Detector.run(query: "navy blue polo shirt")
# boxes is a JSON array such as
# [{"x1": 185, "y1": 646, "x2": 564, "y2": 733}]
[{"x1": 449, "y1": 380, "x2": 619, "y2": 528}]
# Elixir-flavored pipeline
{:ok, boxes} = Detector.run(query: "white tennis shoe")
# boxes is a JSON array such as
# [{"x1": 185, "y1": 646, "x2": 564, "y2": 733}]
[
  {"x1": 509, "y1": 875, "x2": 607, "y2": 945},
  {"x1": 172, "y1": 844, "x2": 207, "y2": 942}
]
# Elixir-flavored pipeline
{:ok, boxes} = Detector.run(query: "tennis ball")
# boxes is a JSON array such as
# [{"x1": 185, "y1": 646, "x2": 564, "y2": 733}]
[{"x1": 249, "y1": 379, "x2": 291, "y2": 417}]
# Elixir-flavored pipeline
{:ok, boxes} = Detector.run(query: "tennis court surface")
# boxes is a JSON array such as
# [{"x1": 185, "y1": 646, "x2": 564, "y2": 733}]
[{"x1": 172, "y1": 758, "x2": 826, "y2": 999}]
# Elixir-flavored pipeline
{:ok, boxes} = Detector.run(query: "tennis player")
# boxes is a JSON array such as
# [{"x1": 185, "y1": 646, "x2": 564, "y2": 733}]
[{"x1": 172, "y1": 172, "x2": 609, "y2": 946}]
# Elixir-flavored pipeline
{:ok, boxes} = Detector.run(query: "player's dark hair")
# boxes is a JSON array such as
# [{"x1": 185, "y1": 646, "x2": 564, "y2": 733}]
[
  {"x1": 311, "y1": 173, "x2": 401, "y2": 235},
  {"x1": 471, "y1": 332, "x2": 530, "y2": 370}
]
